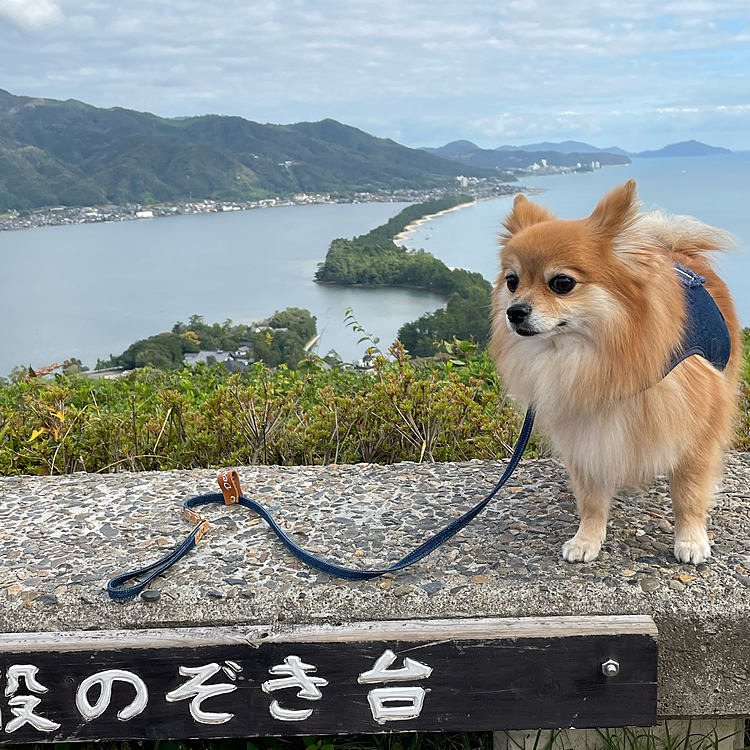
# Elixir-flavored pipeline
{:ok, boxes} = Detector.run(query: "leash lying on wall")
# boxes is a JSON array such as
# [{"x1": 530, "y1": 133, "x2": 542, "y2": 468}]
[
  {"x1": 107, "y1": 264, "x2": 731, "y2": 601},
  {"x1": 107, "y1": 408, "x2": 536, "y2": 600}
]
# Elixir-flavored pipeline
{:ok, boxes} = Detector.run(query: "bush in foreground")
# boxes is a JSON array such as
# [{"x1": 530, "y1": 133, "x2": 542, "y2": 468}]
[
  {"x1": 0, "y1": 344, "x2": 524, "y2": 476},
  {"x1": 1, "y1": 340, "x2": 748, "y2": 477}
]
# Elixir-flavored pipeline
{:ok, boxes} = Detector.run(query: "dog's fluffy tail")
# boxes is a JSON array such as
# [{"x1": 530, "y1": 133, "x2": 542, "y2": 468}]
[{"x1": 637, "y1": 210, "x2": 734, "y2": 266}]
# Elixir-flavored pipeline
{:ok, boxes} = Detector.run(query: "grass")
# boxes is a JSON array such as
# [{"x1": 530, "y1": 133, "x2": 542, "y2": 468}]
[
  {"x1": 502, "y1": 722, "x2": 750, "y2": 750},
  {"x1": 0, "y1": 344, "x2": 533, "y2": 476},
  {"x1": 3, "y1": 723, "x2": 749, "y2": 750},
  {"x1": 2, "y1": 733, "x2": 494, "y2": 750},
  {"x1": 595, "y1": 723, "x2": 750, "y2": 750}
]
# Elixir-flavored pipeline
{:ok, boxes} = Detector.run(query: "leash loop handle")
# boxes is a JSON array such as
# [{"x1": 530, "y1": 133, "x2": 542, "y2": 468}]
[
  {"x1": 107, "y1": 407, "x2": 535, "y2": 600},
  {"x1": 107, "y1": 524, "x2": 204, "y2": 601}
]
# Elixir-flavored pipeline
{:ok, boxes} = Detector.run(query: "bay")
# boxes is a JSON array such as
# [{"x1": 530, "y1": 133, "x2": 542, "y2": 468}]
[
  {"x1": 402, "y1": 153, "x2": 750, "y2": 326},
  {"x1": 3, "y1": 153, "x2": 748, "y2": 378},
  {"x1": 0, "y1": 202, "x2": 445, "y2": 375}
]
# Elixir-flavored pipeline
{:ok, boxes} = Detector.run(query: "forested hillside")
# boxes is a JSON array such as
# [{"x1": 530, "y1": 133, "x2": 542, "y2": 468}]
[
  {"x1": 0, "y1": 89, "x2": 503, "y2": 211},
  {"x1": 96, "y1": 308, "x2": 317, "y2": 371}
]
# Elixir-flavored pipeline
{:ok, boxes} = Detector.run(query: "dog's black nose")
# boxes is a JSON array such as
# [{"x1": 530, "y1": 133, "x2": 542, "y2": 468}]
[{"x1": 507, "y1": 303, "x2": 531, "y2": 325}]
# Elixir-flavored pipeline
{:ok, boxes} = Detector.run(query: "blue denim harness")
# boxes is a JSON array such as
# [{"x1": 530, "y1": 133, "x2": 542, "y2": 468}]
[
  {"x1": 107, "y1": 264, "x2": 732, "y2": 600},
  {"x1": 667, "y1": 263, "x2": 731, "y2": 374}
]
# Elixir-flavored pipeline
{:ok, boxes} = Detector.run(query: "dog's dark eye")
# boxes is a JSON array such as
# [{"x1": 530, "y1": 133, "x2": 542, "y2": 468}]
[
  {"x1": 505, "y1": 274, "x2": 519, "y2": 293},
  {"x1": 549, "y1": 275, "x2": 576, "y2": 294}
]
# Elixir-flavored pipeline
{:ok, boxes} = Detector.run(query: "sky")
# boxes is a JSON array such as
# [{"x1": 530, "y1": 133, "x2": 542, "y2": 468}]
[{"x1": 1, "y1": 0, "x2": 749, "y2": 152}]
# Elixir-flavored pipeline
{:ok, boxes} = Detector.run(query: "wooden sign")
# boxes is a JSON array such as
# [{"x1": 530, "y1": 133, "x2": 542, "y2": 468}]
[{"x1": 0, "y1": 615, "x2": 657, "y2": 743}]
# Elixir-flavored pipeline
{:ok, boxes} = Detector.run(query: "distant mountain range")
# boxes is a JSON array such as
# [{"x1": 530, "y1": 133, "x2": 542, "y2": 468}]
[
  {"x1": 495, "y1": 140, "x2": 632, "y2": 156},
  {"x1": 424, "y1": 138, "x2": 731, "y2": 165},
  {"x1": 0, "y1": 89, "x2": 504, "y2": 212},
  {"x1": 635, "y1": 140, "x2": 732, "y2": 158},
  {"x1": 422, "y1": 141, "x2": 631, "y2": 170},
  {"x1": 1, "y1": 88, "x2": 733, "y2": 214}
]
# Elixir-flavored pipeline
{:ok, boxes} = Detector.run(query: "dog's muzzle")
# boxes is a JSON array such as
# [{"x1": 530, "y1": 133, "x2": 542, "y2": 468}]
[{"x1": 507, "y1": 303, "x2": 538, "y2": 336}]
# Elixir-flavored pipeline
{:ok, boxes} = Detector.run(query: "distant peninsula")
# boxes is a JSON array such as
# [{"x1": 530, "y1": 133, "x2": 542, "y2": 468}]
[
  {"x1": 635, "y1": 140, "x2": 732, "y2": 158},
  {"x1": 423, "y1": 138, "x2": 733, "y2": 167},
  {"x1": 421, "y1": 141, "x2": 630, "y2": 173},
  {"x1": 315, "y1": 195, "x2": 495, "y2": 356},
  {"x1": 495, "y1": 140, "x2": 631, "y2": 156}
]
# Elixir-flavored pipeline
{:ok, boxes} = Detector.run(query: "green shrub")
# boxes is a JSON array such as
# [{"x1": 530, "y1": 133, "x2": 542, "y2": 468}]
[
  {"x1": 2, "y1": 334, "x2": 748, "y2": 477},
  {"x1": 0, "y1": 344, "x2": 525, "y2": 476}
]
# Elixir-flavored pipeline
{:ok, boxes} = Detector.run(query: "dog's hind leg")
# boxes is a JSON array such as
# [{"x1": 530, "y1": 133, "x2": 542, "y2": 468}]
[
  {"x1": 669, "y1": 451, "x2": 718, "y2": 565},
  {"x1": 562, "y1": 468, "x2": 612, "y2": 563}
]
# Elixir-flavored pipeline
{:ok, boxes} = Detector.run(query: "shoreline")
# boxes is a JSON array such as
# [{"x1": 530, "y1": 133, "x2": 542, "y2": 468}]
[
  {"x1": 393, "y1": 194, "x2": 516, "y2": 249},
  {"x1": 0, "y1": 185, "x2": 522, "y2": 234},
  {"x1": 314, "y1": 279, "x2": 449, "y2": 295},
  {"x1": 0, "y1": 196, "x2": 394, "y2": 234}
]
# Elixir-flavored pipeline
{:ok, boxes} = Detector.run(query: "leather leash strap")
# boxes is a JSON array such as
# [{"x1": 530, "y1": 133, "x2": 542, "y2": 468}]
[{"x1": 107, "y1": 407, "x2": 536, "y2": 601}]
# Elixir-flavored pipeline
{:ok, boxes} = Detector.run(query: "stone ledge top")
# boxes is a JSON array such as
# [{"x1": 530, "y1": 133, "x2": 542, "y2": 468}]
[
  {"x1": 1, "y1": 455, "x2": 750, "y2": 716},
  {"x1": 1, "y1": 455, "x2": 749, "y2": 630}
]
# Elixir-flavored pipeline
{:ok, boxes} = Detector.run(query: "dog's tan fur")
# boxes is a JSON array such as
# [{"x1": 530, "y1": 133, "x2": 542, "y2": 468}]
[{"x1": 490, "y1": 179, "x2": 741, "y2": 564}]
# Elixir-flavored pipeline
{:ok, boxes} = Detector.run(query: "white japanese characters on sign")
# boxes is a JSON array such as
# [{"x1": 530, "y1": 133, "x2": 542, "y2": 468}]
[
  {"x1": 76, "y1": 669, "x2": 149, "y2": 722},
  {"x1": 358, "y1": 649, "x2": 433, "y2": 723},
  {"x1": 261, "y1": 655, "x2": 328, "y2": 721},
  {"x1": 0, "y1": 649, "x2": 435, "y2": 733},
  {"x1": 3, "y1": 664, "x2": 61, "y2": 734},
  {"x1": 165, "y1": 662, "x2": 241, "y2": 724}
]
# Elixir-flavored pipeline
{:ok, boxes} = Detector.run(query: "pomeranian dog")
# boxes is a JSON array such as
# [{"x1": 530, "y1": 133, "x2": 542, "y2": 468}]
[{"x1": 491, "y1": 179, "x2": 741, "y2": 565}]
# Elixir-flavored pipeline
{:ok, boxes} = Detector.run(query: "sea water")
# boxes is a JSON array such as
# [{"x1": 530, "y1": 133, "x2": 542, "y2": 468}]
[
  {"x1": 2, "y1": 154, "x2": 748, "y2": 376},
  {"x1": 402, "y1": 153, "x2": 750, "y2": 326},
  {"x1": 0, "y1": 202, "x2": 444, "y2": 374}
]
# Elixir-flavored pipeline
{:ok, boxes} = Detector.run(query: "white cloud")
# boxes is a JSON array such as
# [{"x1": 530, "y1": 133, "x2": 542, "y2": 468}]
[
  {"x1": 0, "y1": 0, "x2": 63, "y2": 29},
  {"x1": 0, "y1": 0, "x2": 748, "y2": 149}
]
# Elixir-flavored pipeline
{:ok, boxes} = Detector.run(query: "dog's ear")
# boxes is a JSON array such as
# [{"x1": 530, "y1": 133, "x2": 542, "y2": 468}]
[
  {"x1": 502, "y1": 194, "x2": 555, "y2": 236},
  {"x1": 588, "y1": 179, "x2": 639, "y2": 239},
  {"x1": 588, "y1": 179, "x2": 647, "y2": 267}
]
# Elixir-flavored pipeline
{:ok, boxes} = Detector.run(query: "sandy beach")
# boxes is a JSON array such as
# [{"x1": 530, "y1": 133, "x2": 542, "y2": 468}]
[{"x1": 393, "y1": 194, "x2": 517, "y2": 250}]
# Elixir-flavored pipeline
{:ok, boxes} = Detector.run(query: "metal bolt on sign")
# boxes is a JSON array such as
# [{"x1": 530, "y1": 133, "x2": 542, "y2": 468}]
[{"x1": 601, "y1": 659, "x2": 620, "y2": 677}]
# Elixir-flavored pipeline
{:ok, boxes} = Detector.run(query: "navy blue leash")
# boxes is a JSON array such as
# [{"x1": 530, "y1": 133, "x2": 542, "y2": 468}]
[{"x1": 107, "y1": 406, "x2": 536, "y2": 601}]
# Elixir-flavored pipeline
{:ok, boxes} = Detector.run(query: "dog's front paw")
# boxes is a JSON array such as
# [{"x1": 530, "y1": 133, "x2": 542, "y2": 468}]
[
  {"x1": 674, "y1": 532, "x2": 711, "y2": 565},
  {"x1": 562, "y1": 535, "x2": 602, "y2": 563}
]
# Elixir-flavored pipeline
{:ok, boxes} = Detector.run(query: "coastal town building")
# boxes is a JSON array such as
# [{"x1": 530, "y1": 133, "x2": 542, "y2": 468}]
[
  {"x1": 0, "y1": 184, "x2": 521, "y2": 233},
  {"x1": 184, "y1": 344, "x2": 257, "y2": 372}
]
